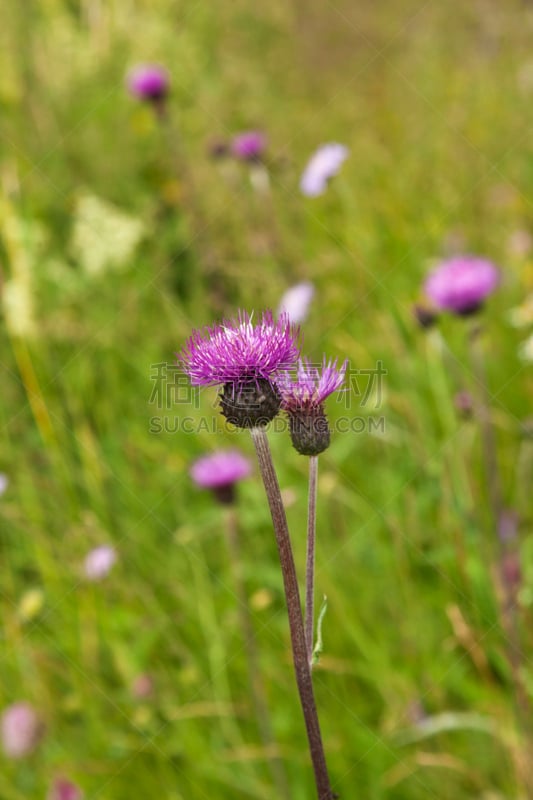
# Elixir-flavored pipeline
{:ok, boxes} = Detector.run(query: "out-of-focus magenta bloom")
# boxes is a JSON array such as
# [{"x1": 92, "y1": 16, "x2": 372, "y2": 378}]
[
  {"x1": 278, "y1": 282, "x2": 315, "y2": 324},
  {"x1": 179, "y1": 311, "x2": 300, "y2": 387},
  {"x1": 127, "y1": 65, "x2": 169, "y2": 101},
  {"x1": 84, "y1": 545, "x2": 117, "y2": 581},
  {"x1": 300, "y1": 143, "x2": 349, "y2": 197},
  {"x1": 0, "y1": 473, "x2": 8, "y2": 496},
  {"x1": 1, "y1": 702, "x2": 42, "y2": 759},
  {"x1": 48, "y1": 779, "x2": 84, "y2": 800},
  {"x1": 231, "y1": 131, "x2": 266, "y2": 161},
  {"x1": 131, "y1": 674, "x2": 154, "y2": 700},
  {"x1": 191, "y1": 450, "x2": 252, "y2": 504},
  {"x1": 424, "y1": 256, "x2": 500, "y2": 315},
  {"x1": 280, "y1": 358, "x2": 347, "y2": 413},
  {"x1": 191, "y1": 450, "x2": 252, "y2": 489}
]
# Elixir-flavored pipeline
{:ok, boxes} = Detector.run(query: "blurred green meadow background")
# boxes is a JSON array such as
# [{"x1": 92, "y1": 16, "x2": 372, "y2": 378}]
[{"x1": 1, "y1": 0, "x2": 533, "y2": 797}]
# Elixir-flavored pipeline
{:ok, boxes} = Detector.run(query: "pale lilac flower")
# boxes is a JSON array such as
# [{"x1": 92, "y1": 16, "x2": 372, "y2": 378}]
[
  {"x1": 424, "y1": 256, "x2": 500, "y2": 315},
  {"x1": 127, "y1": 65, "x2": 169, "y2": 102},
  {"x1": 0, "y1": 473, "x2": 8, "y2": 496},
  {"x1": 84, "y1": 545, "x2": 117, "y2": 581},
  {"x1": 1, "y1": 702, "x2": 43, "y2": 758},
  {"x1": 179, "y1": 311, "x2": 300, "y2": 387},
  {"x1": 191, "y1": 450, "x2": 252, "y2": 489},
  {"x1": 300, "y1": 143, "x2": 349, "y2": 197},
  {"x1": 231, "y1": 131, "x2": 266, "y2": 161},
  {"x1": 278, "y1": 282, "x2": 315, "y2": 324},
  {"x1": 280, "y1": 358, "x2": 347, "y2": 455},
  {"x1": 48, "y1": 778, "x2": 84, "y2": 800}
]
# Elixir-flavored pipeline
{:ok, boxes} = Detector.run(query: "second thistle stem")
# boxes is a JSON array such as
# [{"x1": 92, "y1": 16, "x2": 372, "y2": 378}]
[
  {"x1": 250, "y1": 427, "x2": 335, "y2": 800},
  {"x1": 306, "y1": 455, "x2": 319, "y2": 665}
]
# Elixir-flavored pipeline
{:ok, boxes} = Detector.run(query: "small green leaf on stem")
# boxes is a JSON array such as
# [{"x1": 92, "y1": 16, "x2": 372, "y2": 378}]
[{"x1": 312, "y1": 596, "x2": 328, "y2": 666}]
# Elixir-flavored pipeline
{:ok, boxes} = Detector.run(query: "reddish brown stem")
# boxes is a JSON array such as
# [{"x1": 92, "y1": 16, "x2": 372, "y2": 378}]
[{"x1": 250, "y1": 427, "x2": 335, "y2": 800}]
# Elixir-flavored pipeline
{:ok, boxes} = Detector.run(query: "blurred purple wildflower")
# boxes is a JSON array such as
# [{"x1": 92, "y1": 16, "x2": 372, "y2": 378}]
[
  {"x1": 424, "y1": 256, "x2": 500, "y2": 315},
  {"x1": 179, "y1": 310, "x2": 300, "y2": 387},
  {"x1": 231, "y1": 131, "x2": 266, "y2": 161},
  {"x1": 127, "y1": 65, "x2": 169, "y2": 102},
  {"x1": 191, "y1": 450, "x2": 252, "y2": 489},
  {"x1": 48, "y1": 779, "x2": 84, "y2": 800},
  {"x1": 278, "y1": 282, "x2": 315, "y2": 324},
  {"x1": 132, "y1": 674, "x2": 154, "y2": 700},
  {"x1": 1, "y1": 702, "x2": 43, "y2": 759},
  {"x1": 0, "y1": 473, "x2": 8, "y2": 496},
  {"x1": 84, "y1": 545, "x2": 117, "y2": 582},
  {"x1": 300, "y1": 143, "x2": 349, "y2": 197},
  {"x1": 454, "y1": 390, "x2": 474, "y2": 417},
  {"x1": 280, "y1": 357, "x2": 347, "y2": 412}
]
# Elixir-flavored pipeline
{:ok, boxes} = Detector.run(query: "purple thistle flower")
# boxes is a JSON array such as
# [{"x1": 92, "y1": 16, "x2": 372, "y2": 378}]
[
  {"x1": 191, "y1": 450, "x2": 252, "y2": 488},
  {"x1": 191, "y1": 450, "x2": 252, "y2": 504},
  {"x1": 179, "y1": 311, "x2": 300, "y2": 387},
  {"x1": 231, "y1": 131, "x2": 266, "y2": 162},
  {"x1": 424, "y1": 256, "x2": 500, "y2": 315},
  {"x1": 48, "y1": 778, "x2": 84, "y2": 800},
  {"x1": 84, "y1": 545, "x2": 117, "y2": 582},
  {"x1": 300, "y1": 143, "x2": 349, "y2": 197},
  {"x1": 280, "y1": 358, "x2": 347, "y2": 412},
  {"x1": 127, "y1": 65, "x2": 169, "y2": 102},
  {"x1": 280, "y1": 358, "x2": 347, "y2": 455},
  {"x1": 1, "y1": 702, "x2": 43, "y2": 759},
  {"x1": 278, "y1": 282, "x2": 315, "y2": 324},
  {"x1": 179, "y1": 311, "x2": 300, "y2": 428}
]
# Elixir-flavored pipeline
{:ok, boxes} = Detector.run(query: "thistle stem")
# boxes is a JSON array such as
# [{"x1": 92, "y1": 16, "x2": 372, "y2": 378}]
[
  {"x1": 250, "y1": 427, "x2": 335, "y2": 800},
  {"x1": 306, "y1": 455, "x2": 319, "y2": 666}
]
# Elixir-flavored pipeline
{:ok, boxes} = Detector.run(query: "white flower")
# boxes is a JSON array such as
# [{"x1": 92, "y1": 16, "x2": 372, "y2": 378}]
[
  {"x1": 84, "y1": 545, "x2": 117, "y2": 581},
  {"x1": 519, "y1": 334, "x2": 533, "y2": 362},
  {"x1": 300, "y1": 143, "x2": 349, "y2": 197},
  {"x1": 277, "y1": 282, "x2": 315, "y2": 324}
]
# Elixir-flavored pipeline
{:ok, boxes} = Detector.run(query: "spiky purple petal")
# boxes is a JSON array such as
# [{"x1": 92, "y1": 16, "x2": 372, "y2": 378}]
[
  {"x1": 179, "y1": 310, "x2": 300, "y2": 387},
  {"x1": 280, "y1": 357, "x2": 347, "y2": 412}
]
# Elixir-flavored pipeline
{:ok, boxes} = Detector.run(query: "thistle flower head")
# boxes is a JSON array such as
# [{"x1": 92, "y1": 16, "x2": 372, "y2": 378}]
[
  {"x1": 424, "y1": 255, "x2": 500, "y2": 315},
  {"x1": 179, "y1": 310, "x2": 300, "y2": 387},
  {"x1": 280, "y1": 358, "x2": 347, "y2": 455},
  {"x1": 280, "y1": 357, "x2": 347, "y2": 412},
  {"x1": 127, "y1": 65, "x2": 169, "y2": 102},
  {"x1": 191, "y1": 450, "x2": 252, "y2": 504},
  {"x1": 191, "y1": 450, "x2": 252, "y2": 489},
  {"x1": 179, "y1": 311, "x2": 300, "y2": 428},
  {"x1": 48, "y1": 779, "x2": 84, "y2": 800},
  {"x1": 231, "y1": 131, "x2": 266, "y2": 161}
]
